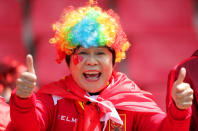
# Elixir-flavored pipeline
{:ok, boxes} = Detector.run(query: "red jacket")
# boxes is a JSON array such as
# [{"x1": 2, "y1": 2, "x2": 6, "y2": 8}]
[
  {"x1": 10, "y1": 72, "x2": 191, "y2": 131},
  {"x1": 167, "y1": 50, "x2": 198, "y2": 131}
]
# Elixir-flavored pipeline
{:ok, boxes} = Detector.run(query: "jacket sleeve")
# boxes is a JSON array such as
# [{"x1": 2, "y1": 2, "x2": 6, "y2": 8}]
[
  {"x1": 9, "y1": 89, "x2": 55, "y2": 131},
  {"x1": 133, "y1": 100, "x2": 191, "y2": 131}
]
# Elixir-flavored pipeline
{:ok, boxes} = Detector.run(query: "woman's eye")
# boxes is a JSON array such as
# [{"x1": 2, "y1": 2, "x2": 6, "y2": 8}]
[
  {"x1": 97, "y1": 52, "x2": 105, "y2": 55},
  {"x1": 78, "y1": 51, "x2": 87, "y2": 55}
]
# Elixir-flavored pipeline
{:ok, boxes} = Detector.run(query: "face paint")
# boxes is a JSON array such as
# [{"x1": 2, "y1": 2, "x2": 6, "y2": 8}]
[{"x1": 73, "y1": 54, "x2": 84, "y2": 65}]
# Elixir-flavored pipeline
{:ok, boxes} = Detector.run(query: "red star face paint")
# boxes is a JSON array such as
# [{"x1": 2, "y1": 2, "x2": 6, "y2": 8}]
[{"x1": 73, "y1": 54, "x2": 84, "y2": 65}]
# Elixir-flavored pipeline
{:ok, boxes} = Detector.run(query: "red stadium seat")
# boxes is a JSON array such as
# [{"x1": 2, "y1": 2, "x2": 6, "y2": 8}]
[{"x1": 0, "y1": 0, "x2": 27, "y2": 64}]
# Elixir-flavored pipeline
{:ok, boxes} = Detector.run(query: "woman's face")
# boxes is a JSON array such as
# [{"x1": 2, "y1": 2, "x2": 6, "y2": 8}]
[{"x1": 69, "y1": 46, "x2": 113, "y2": 93}]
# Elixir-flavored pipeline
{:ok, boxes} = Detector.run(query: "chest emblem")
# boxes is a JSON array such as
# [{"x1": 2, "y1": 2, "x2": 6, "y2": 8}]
[{"x1": 109, "y1": 114, "x2": 126, "y2": 131}]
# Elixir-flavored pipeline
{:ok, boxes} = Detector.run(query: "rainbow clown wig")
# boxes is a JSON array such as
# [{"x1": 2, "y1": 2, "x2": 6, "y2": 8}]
[{"x1": 49, "y1": 1, "x2": 130, "y2": 63}]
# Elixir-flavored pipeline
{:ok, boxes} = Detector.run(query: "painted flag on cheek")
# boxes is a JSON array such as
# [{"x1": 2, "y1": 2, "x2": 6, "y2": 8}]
[{"x1": 73, "y1": 54, "x2": 84, "y2": 65}]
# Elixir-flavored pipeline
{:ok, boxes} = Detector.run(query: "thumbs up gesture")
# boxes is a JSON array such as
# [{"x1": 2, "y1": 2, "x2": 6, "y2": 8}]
[
  {"x1": 171, "y1": 68, "x2": 193, "y2": 110},
  {"x1": 16, "y1": 54, "x2": 37, "y2": 98}
]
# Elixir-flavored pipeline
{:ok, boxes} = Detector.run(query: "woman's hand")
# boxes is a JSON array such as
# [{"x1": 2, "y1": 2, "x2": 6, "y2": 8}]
[
  {"x1": 16, "y1": 54, "x2": 37, "y2": 98},
  {"x1": 171, "y1": 68, "x2": 193, "y2": 110}
]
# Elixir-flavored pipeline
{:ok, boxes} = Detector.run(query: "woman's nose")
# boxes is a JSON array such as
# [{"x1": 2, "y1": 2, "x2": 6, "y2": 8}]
[{"x1": 85, "y1": 55, "x2": 98, "y2": 66}]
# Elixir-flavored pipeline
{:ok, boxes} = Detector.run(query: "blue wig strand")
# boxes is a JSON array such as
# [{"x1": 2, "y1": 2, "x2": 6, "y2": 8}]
[{"x1": 71, "y1": 16, "x2": 100, "y2": 48}]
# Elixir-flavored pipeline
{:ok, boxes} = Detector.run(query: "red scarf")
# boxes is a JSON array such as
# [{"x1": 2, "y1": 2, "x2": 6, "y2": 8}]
[{"x1": 38, "y1": 71, "x2": 163, "y2": 131}]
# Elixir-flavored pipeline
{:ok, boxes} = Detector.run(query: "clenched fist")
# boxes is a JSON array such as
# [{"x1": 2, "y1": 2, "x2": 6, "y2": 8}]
[
  {"x1": 171, "y1": 67, "x2": 193, "y2": 110},
  {"x1": 16, "y1": 54, "x2": 37, "y2": 98}
]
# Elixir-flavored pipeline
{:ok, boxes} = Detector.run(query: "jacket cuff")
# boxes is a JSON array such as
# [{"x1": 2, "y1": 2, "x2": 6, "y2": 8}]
[
  {"x1": 168, "y1": 99, "x2": 191, "y2": 121},
  {"x1": 11, "y1": 89, "x2": 36, "y2": 109}
]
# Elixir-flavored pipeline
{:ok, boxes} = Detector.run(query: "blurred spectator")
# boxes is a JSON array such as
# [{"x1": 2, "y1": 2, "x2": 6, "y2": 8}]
[
  {"x1": 0, "y1": 97, "x2": 10, "y2": 131},
  {"x1": 0, "y1": 58, "x2": 26, "y2": 102},
  {"x1": 167, "y1": 50, "x2": 198, "y2": 130}
]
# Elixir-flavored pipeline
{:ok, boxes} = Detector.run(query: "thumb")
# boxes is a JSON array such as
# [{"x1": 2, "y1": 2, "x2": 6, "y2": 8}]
[
  {"x1": 175, "y1": 67, "x2": 186, "y2": 84},
  {"x1": 26, "y1": 54, "x2": 35, "y2": 74}
]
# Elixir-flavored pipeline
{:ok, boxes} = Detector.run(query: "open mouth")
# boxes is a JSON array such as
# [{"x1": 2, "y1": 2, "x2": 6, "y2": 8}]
[{"x1": 83, "y1": 71, "x2": 102, "y2": 81}]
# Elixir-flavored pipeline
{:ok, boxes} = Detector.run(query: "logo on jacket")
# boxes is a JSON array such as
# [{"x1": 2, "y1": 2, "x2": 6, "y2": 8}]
[
  {"x1": 57, "y1": 115, "x2": 77, "y2": 123},
  {"x1": 109, "y1": 114, "x2": 126, "y2": 131}
]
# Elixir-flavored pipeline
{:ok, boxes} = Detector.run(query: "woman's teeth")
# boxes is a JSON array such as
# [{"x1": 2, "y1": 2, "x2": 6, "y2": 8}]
[{"x1": 83, "y1": 72, "x2": 101, "y2": 80}]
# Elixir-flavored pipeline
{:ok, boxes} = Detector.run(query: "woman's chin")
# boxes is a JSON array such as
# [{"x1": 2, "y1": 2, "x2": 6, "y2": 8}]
[{"x1": 83, "y1": 86, "x2": 104, "y2": 94}]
